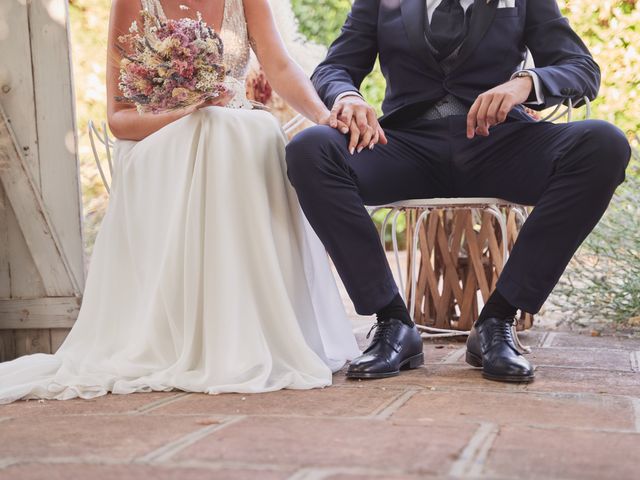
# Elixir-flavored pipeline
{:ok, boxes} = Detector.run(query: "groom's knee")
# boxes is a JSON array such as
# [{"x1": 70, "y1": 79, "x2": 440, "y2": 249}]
[{"x1": 285, "y1": 125, "x2": 345, "y2": 188}]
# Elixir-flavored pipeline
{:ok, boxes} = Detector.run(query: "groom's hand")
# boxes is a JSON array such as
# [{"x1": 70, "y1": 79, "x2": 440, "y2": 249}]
[
  {"x1": 329, "y1": 95, "x2": 388, "y2": 154},
  {"x1": 466, "y1": 76, "x2": 534, "y2": 139}
]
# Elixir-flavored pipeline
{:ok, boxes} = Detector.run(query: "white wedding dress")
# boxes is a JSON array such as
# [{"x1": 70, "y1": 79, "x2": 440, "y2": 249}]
[{"x1": 0, "y1": 0, "x2": 359, "y2": 404}]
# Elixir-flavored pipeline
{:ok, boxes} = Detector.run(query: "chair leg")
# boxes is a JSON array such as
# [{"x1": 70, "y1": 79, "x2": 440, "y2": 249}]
[
  {"x1": 409, "y1": 209, "x2": 431, "y2": 322},
  {"x1": 391, "y1": 209, "x2": 405, "y2": 299},
  {"x1": 484, "y1": 205, "x2": 508, "y2": 265},
  {"x1": 513, "y1": 206, "x2": 527, "y2": 227},
  {"x1": 380, "y1": 208, "x2": 394, "y2": 247}
]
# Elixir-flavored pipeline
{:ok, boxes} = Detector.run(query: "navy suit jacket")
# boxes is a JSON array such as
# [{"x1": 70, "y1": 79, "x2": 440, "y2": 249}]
[{"x1": 311, "y1": 0, "x2": 600, "y2": 126}]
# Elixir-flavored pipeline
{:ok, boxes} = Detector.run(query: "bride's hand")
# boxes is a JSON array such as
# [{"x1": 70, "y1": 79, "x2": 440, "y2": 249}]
[
  {"x1": 196, "y1": 90, "x2": 235, "y2": 109},
  {"x1": 316, "y1": 110, "x2": 349, "y2": 133},
  {"x1": 180, "y1": 90, "x2": 235, "y2": 116},
  {"x1": 328, "y1": 96, "x2": 388, "y2": 154}
]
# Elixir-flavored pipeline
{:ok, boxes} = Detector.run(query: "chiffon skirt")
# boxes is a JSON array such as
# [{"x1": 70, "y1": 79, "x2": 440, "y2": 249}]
[{"x1": 0, "y1": 107, "x2": 360, "y2": 403}]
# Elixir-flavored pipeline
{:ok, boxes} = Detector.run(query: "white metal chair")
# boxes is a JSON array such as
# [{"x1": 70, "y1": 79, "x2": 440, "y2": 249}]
[{"x1": 88, "y1": 120, "x2": 115, "y2": 194}]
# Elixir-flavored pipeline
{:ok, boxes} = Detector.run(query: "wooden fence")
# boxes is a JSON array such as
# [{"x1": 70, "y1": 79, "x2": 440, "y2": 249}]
[{"x1": 0, "y1": 0, "x2": 84, "y2": 361}]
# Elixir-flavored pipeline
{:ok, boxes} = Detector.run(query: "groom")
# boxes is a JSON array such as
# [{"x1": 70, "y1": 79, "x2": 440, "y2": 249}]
[{"x1": 285, "y1": 0, "x2": 631, "y2": 382}]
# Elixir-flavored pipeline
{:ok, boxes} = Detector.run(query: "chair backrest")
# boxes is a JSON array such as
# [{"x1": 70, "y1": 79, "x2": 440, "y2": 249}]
[
  {"x1": 518, "y1": 48, "x2": 592, "y2": 123},
  {"x1": 88, "y1": 120, "x2": 114, "y2": 194},
  {"x1": 540, "y1": 96, "x2": 591, "y2": 123}
]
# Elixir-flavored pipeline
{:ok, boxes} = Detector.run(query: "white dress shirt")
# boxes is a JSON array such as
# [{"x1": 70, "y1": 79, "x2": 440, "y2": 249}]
[
  {"x1": 427, "y1": 0, "x2": 474, "y2": 23},
  {"x1": 335, "y1": 0, "x2": 543, "y2": 106}
]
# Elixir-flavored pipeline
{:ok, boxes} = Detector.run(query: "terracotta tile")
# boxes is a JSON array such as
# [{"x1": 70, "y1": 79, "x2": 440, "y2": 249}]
[
  {"x1": 0, "y1": 463, "x2": 291, "y2": 480},
  {"x1": 153, "y1": 386, "x2": 402, "y2": 417},
  {"x1": 175, "y1": 416, "x2": 475, "y2": 476},
  {"x1": 331, "y1": 364, "x2": 433, "y2": 388},
  {"x1": 424, "y1": 343, "x2": 467, "y2": 364},
  {"x1": 334, "y1": 353, "x2": 639, "y2": 396},
  {"x1": 484, "y1": 425, "x2": 640, "y2": 480},
  {"x1": 524, "y1": 367, "x2": 640, "y2": 396},
  {"x1": 528, "y1": 347, "x2": 632, "y2": 371},
  {"x1": 0, "y1": 392, "x2": 182, "y2": 418},
  {"x1": 515, "y1": 330, "x2": 547, "y2": 347},
  {"x1": 326, "y1": 474, "x2": 442, "y2": 480},
  {"x1": 391, "y1": 390, "x2": 635, "y2": 430},
  {"x1": 0, "y1": 330, "x2": 636, "y2": 480},
  {"x1": 333, "y1": 364, "x2": 526, "y2": 393},
  {"x1": 548, "y1": 332, "x2": 640, "y2": 351},
  {"x1": 0, "y1": 414, "x2": 219, "y2": 461}
]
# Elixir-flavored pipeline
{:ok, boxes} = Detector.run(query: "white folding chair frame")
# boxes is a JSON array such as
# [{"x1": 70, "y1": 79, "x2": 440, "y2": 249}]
[{"x1": 88, "y1": 120, "x2": 115, "y2": 193}]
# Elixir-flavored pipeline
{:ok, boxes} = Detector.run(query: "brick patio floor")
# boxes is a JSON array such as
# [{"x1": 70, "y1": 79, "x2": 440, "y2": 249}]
[{"x1": 1, "y1": 322, "x2": 639, "y2": 480}]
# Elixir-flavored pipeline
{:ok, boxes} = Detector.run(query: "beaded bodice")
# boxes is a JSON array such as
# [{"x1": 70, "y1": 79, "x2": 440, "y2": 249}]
[{"x1": 141, "y1": 0, "x2": 252, "y2": 109}]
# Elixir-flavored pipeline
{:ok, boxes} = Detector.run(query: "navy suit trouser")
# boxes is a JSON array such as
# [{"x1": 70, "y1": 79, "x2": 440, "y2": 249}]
[{"x1": 285, "y1": 115, "x2": 631, "y2": 315}]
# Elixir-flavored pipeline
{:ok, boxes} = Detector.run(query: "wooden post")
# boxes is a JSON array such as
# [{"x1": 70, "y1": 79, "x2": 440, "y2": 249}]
[{"x1": 0, "y1": 0, "x2": 84, "y2": 360}]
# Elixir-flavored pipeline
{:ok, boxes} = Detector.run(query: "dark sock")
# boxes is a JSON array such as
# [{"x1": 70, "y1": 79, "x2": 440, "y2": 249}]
[
  {"x1": 478, "y1": 289, "x2": 518, "y2": 323},
  {"x1": 377, "y1": 293, "x2": 414, "y2": 327}
]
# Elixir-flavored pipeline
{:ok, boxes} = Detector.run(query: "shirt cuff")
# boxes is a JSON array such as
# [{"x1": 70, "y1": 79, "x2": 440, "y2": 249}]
[
  {"x1": 334, "y1": 90, "x2": 363, "y2": 105},
  {"x1": 511, "y1": 70, "x2": 544, "y2": 105}
]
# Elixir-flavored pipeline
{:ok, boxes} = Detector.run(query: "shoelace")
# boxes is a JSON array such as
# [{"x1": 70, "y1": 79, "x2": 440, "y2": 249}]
[
  {"x1": 365, "y1": 319, "x2": 396, "y2": 352},
  {"x1": 487, "y1": 318, "x2": 519, "y2": 351}
]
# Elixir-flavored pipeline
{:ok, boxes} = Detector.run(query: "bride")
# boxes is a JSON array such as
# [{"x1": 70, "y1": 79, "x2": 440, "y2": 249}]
[{"x1": 0, "y1": 0, "x2": 362, "y2": 403}]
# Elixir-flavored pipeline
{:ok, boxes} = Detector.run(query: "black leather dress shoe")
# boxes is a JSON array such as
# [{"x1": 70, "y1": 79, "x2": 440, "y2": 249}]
[
  {"x1": 346, "y1": 318, "x2": 424, "y2": 379},
  {"x1": 466, "y1": 317, "x2": 534, "y2": 383}
]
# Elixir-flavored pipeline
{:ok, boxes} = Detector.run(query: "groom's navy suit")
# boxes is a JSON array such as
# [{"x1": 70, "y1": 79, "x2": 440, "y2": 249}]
[
  {"x1": 286, "y1": 0, "x2": 631, "y2": 315},
  {"x1": 313, "y1": 0, "x2": 598, "y2": 125}
]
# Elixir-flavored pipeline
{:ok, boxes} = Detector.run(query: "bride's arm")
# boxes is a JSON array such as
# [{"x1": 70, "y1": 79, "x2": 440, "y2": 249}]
[
  {"x1": 106, "y1": 0, "x2": 186, "y2": 140},
  {"x1": 106, "y1": 0, "x2": 229, "y2": 141},
  {"x1": 244, "y1": 0, "x2": 342, "y2": 127}
]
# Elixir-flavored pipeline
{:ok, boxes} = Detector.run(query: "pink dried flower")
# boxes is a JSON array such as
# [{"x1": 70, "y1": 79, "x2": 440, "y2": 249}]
[{"x1": 116, "y1": 9, "x2": 228, "y2": 114}]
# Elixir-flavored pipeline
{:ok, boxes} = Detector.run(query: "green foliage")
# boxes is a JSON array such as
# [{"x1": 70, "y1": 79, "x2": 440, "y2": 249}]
[
  {"x1": 559, "y1": 1, "x2": 640, "y2": 139},
  {"x1": 291, "y1": 0, "x2": 385, "y2": 113},
  {"x1": 359, "y1": 62, "x2": 386, "y2": 115},
  {"x1": 372, "y1": 209, "x2": 407, "y2": 248},
  {"x1": 290, "y1": 0, "x2": 352, "y2": 47},
  {"x1": 555, "y1": 147, "x2": 640, "y2": 325},
  {"x1": 68, "y1": 0, "x2": 111, "y2": 253}
]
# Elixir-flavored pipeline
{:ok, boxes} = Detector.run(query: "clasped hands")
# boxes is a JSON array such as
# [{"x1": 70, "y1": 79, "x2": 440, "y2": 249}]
[{"x1": 321, "y1": 76, "x2": 533, "y2": 151}]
